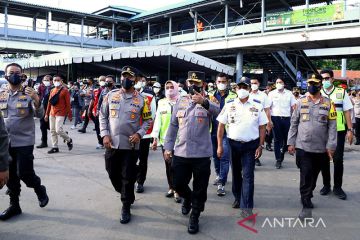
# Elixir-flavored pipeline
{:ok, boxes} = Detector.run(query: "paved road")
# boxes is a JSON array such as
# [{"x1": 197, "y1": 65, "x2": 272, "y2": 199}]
[{"x1": 0, "y1": 122, "x2": 359, "y2": 240}]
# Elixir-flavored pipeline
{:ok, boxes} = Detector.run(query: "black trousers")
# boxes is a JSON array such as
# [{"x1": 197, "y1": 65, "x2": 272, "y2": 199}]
[
  {"x1": 172, "y1": 156, "x2": 211, "y2": 212},
  {"x1": 7, "y1": 145, "x2": 42, "y2": 197},
  {"x1": 321, "y1": 130, "x2": 346, "y2": 189},
  {"x1": 93, "y1": 116, "x2": 102, "y2": 146},
  {"x1": 161, "y1": 147, "x2": 174, "y2": 190},
  {"x1": 105, "y1": 149, "x2": 139, "y2": 206},
  {"x1": 81, "y1": 105, "x2": 94, "y2": 130},
  {"x1": 297, "y1": 149, "x2": 327, "y2": 205},
  {"x1": 136, "y1": 138, "x2": 151, "y2": 185},
  {"x1": 355, "y1": 118, "x2": 360, "y2": 141},
  {"x1": 40, "y1": 117, "x2": 49, "y2": 144},
  {"x1": 265, "y1": 129, "x2": 273, "y2": 146}
]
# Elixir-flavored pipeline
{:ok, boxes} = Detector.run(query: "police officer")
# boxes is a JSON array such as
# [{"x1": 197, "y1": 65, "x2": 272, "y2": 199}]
[
  {"x1": 0, "y1": 112, "x2": 9, "y2": 189},
  {"x1": 0, "y1": 63, "x2": 49, "y2": 221},
  {"x1": 164, "y1": 71, "x2": 220, "y2": 234},
  {"x1": 99, "y1": 66, "x2": 152, "y2": 224},
  {"x1": 319, "y1": 69, "x2": 353, "y2": 200},
  {"x1": 217, "y1": 78, "x2": 267, "y2": 217},
  {"x1": 287, "y1": 74, "x2": 337, "y2": 220}
]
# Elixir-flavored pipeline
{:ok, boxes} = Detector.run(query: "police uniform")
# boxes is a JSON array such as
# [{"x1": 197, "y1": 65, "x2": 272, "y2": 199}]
[
  {"x1": 0, "y1": 112, "x2": 9, "y2": 175},
  {"x1": 320, "y1": 85, "x2": 353, "y2": 197},
  {"x1": 164, "y1": 71, "x2": 220, "y2": 233},
  {"x1": 0, "y1": 86, "x2": 48, "y2": 220},
  {"x1": 287, "y1": 76, "x2": 337, "y2": 219},
  {"x1": 217, "y1": 94, "x2": 268, "y2": 212},
  {"x1": 99, "y1": 78, "x2": 152, "y2": 218}
]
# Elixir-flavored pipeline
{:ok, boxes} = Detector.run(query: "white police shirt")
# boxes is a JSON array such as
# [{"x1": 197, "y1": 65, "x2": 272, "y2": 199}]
[
  {"x1": 268, "y1": 89, "x2": 297, "y2": 117},
  {"x1": 217, "y1": 98, "x2": 268, "y2": 142},
  {"x1": 249, "y1": 90, "x2": 271, "y2": 109}
]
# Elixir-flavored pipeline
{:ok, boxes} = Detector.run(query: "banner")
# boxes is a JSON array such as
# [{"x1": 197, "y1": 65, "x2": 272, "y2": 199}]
[{"x1": 266, "y1": 3, "x2": 344, "y2": 27}]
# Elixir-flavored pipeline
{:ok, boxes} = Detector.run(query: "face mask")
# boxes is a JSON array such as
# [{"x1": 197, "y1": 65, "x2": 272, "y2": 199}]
[
  {"x1": 251, "y1": 84, "x2": 259, "y2": 91},
  {"x1": 6, "y1": 74, "x2": 22, "y2": 85},
  {"x1": 165, "y1": 89, "x2": 176, "y2": 98},
  {"x1": 99, "y1": 81, "x2": 106, "y2": 87},
  {"x1": 236, "y1": 89, "x2": 249, "y2": 99},
  {"x1": 276, "y1": 83, "x2": 284, "y2": 90},
  {"x1": 122, "y1": 78, "x2": 134, "y2": 90},
  {"x1": 189, "y1": 85, "x2": 202, "y2": 95},
  {"x1": 54, "y1": 82, "x2": 61, "y2": 87},
  {"x1": 308, "y1": 85, "x2": 320, "y2": 95},
  {"x1": 294, "y1": 92, "x2": 299, "y2": 97},
  {"x1": 134, "y1": 81, "x2": 143, "y2": 90},
  {"x1": 322, "y1": 80, "x2": 332, "y2": 89},
  {"x1": 153, "y1": 87, "x2": 160, "y2": 94},
  {"x1": 43, "y1": 81, "x2": 51, "y2": 87},
  {"x1": 217, "y1": 83, "x2": 227, "y2": 91}
]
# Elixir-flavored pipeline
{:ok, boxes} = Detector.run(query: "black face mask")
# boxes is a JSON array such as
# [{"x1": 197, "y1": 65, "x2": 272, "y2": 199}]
[
  {"x1": 189, "y1": 85, "x2": 202, "y2": 95},
  {"x1": 106, "y1": 82, "x2": 113, "y2": 88},
  {"x1": 6, "y1": 74, "x2": 22, "y2": 85},
  {"x1": 122, "y1": 78, "x2": 134, "y2": 90},
  {"x1": 294, "y1": 92, "x2": 299, "y2": 97},
  {"x1": 308, "y1": 85, "x2": 320, "y2": 95}
]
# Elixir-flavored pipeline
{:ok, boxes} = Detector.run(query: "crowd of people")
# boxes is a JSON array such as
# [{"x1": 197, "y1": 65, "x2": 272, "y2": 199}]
[{"x1": 0, "y1": 63, "x2": 357, "y2": 234}]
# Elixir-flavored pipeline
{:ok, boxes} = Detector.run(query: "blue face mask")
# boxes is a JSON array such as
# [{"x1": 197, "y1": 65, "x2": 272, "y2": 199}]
[
  {"x1": 6, "y1": 74, "x2": 22, "y2": 85},
  {"x1": 322, "y1": 80, "x2": 332, "y2": 89}
]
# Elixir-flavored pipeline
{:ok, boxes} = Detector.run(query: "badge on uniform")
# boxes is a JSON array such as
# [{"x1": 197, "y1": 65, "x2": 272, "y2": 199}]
[
  {"x1": 230, "y1": 116, "x2": 235, "y2": 123},
  {"x1": 249, "y1": 107, "x2": 258, "y2": 112},
  {"x1": 336, "y1": 93, "x2": 342, "y2": 99},
  {"x1": 16, "y1": 103, "x2": 22, "y2": 108},
  {"x1": 130, "y1": 113, "x2": 136, "y2": 120},
  {"x1": 302, "y1": 114, "x2": 310, "y2": 121},
  {"x1": 133, "y1": 98, "x2": 140, "y2": 105},
  {"x1": 110, "y1": 110, "x2": 118, "y2": 118},
  {"x1": 230, "y1": 106, "x2": 236, "y2": 112}
]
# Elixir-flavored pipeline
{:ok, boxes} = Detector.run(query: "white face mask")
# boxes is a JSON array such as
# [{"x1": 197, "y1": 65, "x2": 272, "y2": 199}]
[
  {"x1": 134, "y1": 82, "x2": 142, "y2": 90},
  {"x1": 251, "y1": 84, "x2": 259, "y2": 91},
  {"x1": 99, "y1": 81, "x2": 106, "y2": 87},
  {"x1": 236, "y1": 89, "x2": 249, "y2": 99},
  {"x1": 43, "y1": 81, "x2": 50, "y2": 87},
  {"x1": 276, "y1": 83, "x2": 284, "y2": 90},
  {"x1": 54, "y1": 82, "x2": 61, "y2": 87},
  {"x1": 217, "y1": 83, "x2": 227, "y2": 91},
  {"x1": 153, "y1": 87, "x2": 160, "y2": 94}
]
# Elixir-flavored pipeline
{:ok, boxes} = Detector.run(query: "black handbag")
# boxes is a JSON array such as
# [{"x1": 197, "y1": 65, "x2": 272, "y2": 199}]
[{"x1": 49, "y1": 87, "x2": 63, "y2": 106}]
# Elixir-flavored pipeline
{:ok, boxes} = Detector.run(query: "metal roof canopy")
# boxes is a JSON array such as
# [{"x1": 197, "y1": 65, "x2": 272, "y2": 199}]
[
  {"x1": 0, "y1": 0, "x2": 128, "y2": 27},
  {"x1": 15, "y1": 45, "x2": 234, "y2": 77}
]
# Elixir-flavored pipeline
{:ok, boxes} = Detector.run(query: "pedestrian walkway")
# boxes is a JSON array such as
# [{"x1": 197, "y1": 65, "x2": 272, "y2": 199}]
[{"x1": 0, "y1": 122, "x2": 359, "y2": 240}]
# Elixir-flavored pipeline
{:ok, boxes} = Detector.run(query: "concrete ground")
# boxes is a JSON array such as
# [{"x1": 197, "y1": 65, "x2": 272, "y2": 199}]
[{"x1": 0, "y1": 121, "x2": 360, "y2": 240}]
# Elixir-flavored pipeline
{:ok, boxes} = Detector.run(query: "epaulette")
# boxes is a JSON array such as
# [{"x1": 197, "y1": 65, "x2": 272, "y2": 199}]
[
  {"x1": 252, "y1": 99, "x2": 261, "y2": 104},
  {"x1": 226, "y1": 99, "x2": 235, "y2": 104}
]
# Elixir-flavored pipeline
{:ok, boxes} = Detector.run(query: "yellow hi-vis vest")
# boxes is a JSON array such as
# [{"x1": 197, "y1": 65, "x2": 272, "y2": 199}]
[{"x1": 321, "y1": 87, "x2": 345, "y2": 131}]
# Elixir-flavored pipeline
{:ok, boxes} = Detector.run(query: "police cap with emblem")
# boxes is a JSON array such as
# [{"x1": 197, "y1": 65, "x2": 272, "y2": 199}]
[
  {"x1": 121, "y1": 66, "x2": 141, "y2": 77},
  {"x1": 237, "y1": 76, "x2": 251, "y2": 87},
  {"x1": 307, "y1": 73, "x2": 323, "y2": 83},
  {"x1": 187, "y1": 71, "x2": 205, "y2": 83}
]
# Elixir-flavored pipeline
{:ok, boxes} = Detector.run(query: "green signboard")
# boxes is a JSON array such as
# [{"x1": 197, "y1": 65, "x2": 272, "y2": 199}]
[{"x1": 266, "y1": 3, "x2": 344, "y2": 27}]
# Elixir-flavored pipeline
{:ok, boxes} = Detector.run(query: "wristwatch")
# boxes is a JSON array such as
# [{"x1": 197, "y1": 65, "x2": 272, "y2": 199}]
[
  {"x1": 347, "y1": 128, "x2": 354, "y2": 133},
  {"x1": 258, "y1": 145, "x2": 264, "y2": 149}
]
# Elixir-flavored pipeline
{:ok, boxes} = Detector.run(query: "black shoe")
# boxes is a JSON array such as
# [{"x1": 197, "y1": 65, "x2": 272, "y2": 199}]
[
  {"x1": 165, "y1": 190, "x2": 174, "y2": 198},
  {"x1": 266, "y1": 144, "x2": 273, "y2": 151},
  {"x1": 232, "y1": 199, "x2": 240, "y2": 209},
  {"x1": 0, "y1": 204, "x2": 22, "y2": 221},
  {"x1": 275, "y1": 160, "x2": 282, "y2": 169},
  {"x1": 355, "y1": 140, "x2": 360, "y2": 145},
  {"x1": 240, "y1": 209, "x2": 253, "y2": 219},
  {"x1": 120, "y1": 206, "x2": 131, "y2": 224},
  {"x1": 182, "y1": 199, "x2": 191, "y2": 215},
  {"x1": 333, "y1": 187, "x2": 347, "y2": 200},
  {"x1": 301, "y1": 198, "x2": 314, "y2": 209},
  {"x1": 36, "y1": 142, "x2": 48, "y2": 148},
  {"x1": 188, "y1": 211, "x2": 199, "y2": 234},
  {"x1": 174, "y1": 192, "x2": 182, "y2": 203},
  {"x1": 320, "y1": 186, "x2": 331, "y2": 196},
  {"x1": 255, "y1": 159, "x2": 262, "y2": 166},
  {"x1": 298, "y1": 208, "x2": 312, "y2": 222},
  {"x1": 67, "y1": 139, "x2": 73, "y2": 151},
  {"x1": 47, "y1": 148, "x2": 59, "y2": 154},
  {"x1": 136, "y1": 183, "x2": 144, "y2": 193},
  {"x1": 35, "y1": 185, "x2": 49, "y2": 208},
  {"x1": 78, "y1": 129, "x2": 86, "y2": 133}
]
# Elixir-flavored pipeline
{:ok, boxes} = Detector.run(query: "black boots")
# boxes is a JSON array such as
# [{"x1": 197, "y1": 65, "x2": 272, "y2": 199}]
[
  {"x1": 48, "y1": 148, "x2": 59, "y2": 154},
  {"x1": 181, "y1": 199, "x2": 191, "y2": 215},
  {"x1": 0, "y1": 195, "x2": 22, "y2": 221},
  {"x1": 188, "y1": 210, "x2": 200, "y2": 234},
  {"x1": 299, "y1": 198, "x2": 313, "y2": 221},
  {"x1": 35, "y1": 185, "x2": 49, "y2": 208},
  {"x1": 120, "y1": 205, "x2": 131, "y2": 224}
]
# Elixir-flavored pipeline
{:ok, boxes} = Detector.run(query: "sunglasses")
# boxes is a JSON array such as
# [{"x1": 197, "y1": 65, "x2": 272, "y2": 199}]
[{"x1": 323, "y1": 77, "x2": 331, "y2": 80}]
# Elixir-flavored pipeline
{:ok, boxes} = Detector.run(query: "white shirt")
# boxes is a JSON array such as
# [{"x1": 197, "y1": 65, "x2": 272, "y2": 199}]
[
  {"x1": 268, "y1": 89, "x2": 297, "y2": 117},
  {"x1": 217, "y1": 98, "x2": 268, "y2": 142},
  {"x1": 249, "y1": 90, "x2": 271, "y2": 109}
]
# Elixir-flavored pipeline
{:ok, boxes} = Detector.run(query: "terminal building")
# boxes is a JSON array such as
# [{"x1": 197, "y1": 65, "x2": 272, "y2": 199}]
[{"x1": 1, "y1": 0, "x2": 360, "y2": 85}]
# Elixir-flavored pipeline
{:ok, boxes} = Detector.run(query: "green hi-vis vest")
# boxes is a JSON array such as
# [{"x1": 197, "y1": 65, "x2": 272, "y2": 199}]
[
  {"x1": 321, "y1": 87, "x2": 345, "y2": 131},
  {"x1": 157, "y1": 98, "x2": 173, "y2": 145}
]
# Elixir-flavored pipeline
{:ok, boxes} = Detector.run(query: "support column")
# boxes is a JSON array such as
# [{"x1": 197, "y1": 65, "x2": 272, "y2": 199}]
[
  {"x1": 236, "y1": 51, "x2": 244, "y2": 83},
  {"x1": 305, "y1": 0, "x2": 309, "y2": 28},
  {"x1": 45, "y1": 11, "x2": 49, "y2": 42},
  {"x1": 194, "y1": 11, "x2": 198, "y2": 42},
  {"x1": 225, "y1": 4, "x2": 228, "y2": 37},
  {"x1": 261, "y1": 0, "x2": 265, "y2": 33},
  {"x1": 169, "y1": 16, "x2": 172, "y2": 44},
  {"x1": 111, "y1": 22, "x2": 115, "y2": 47},
  {"x1": 66, "y1": 23, "x2": 70, "y2": 35},
  {"x1": 341, "y1": 59, "x2": 347, "y2": 77},
  {"x1": 130, "y1": 26, "x2": 134, "y2": 44},
  {"x1": 32, "y1": 17, "x2": 37, "y2": 31},
  {"x1": 147, "y1": 22, "x2": 150, "y2": 45},
  {"x1": 4, "y1": 4, "x2": 8, "y2": 38},
  {"x1": 262, "y1": 68, "x2": 270, "y2": 86},
  {"x1": 80, "y1": 18, "x2": 84, "y2": 47}
]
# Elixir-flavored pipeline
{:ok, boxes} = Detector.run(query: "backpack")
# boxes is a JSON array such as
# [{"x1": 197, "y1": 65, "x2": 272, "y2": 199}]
[{"x1": 49, "y1": 87, "x2": 63, "y2": 106}]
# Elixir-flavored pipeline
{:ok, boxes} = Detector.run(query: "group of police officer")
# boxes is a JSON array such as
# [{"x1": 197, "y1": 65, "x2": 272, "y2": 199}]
[{"x1": 0, "y1": 62, "x2": 354, "y2": 234}]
